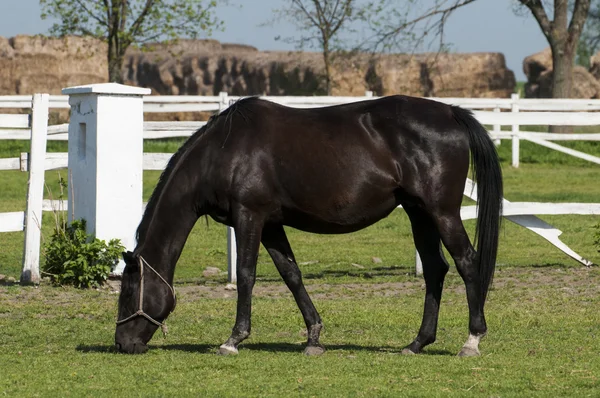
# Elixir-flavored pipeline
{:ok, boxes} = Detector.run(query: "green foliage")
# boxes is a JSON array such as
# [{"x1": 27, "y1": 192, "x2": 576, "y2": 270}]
[
  {"x1": 39, "y1": 0, "x2": 222, "y2": 81},
  {"x1": 39, "y1": 0, "x2": 222, "y2": 43},
  {"x1": 43, "y1": 219, "x2": 124, "y2": 289}
]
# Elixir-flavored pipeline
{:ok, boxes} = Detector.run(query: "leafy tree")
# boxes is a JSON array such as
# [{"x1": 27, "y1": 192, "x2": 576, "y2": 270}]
[{"x1": 40, "y1": 0, "x2": 222, "y2": 83}]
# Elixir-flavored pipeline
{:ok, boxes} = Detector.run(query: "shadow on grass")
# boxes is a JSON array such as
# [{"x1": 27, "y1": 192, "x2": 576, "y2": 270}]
[{"x1": 77, "y1": 342, "x2": 453, "y2": 356}]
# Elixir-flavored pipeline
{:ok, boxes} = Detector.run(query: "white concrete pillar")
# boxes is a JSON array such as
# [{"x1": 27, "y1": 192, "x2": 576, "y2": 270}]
[{"x1": 62, "y1": 83, "x2": 151, "y2": 274}]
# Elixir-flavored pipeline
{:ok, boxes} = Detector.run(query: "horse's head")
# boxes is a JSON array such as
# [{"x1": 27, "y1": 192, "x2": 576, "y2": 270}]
[{"x1": 114, "y1": 251, "x2": 176, "y2": 354}]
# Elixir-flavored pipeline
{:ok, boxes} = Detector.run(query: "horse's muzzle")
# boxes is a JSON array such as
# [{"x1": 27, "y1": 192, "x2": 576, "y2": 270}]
[{"x1": 115, "y1": 339, "x2": 148, "y2": 354}]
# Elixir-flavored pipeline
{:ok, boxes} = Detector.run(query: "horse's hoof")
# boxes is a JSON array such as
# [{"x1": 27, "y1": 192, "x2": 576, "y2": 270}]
[
  {"x1": 217, "y1": 344, "x2": 239, "y2": 356},
  {"x1": 401, "y1": 347, "x2": 417, "y2": 355},
  {"x1": 457, "y1": 347, "x2": 480, "y2": 357},
  {"x1": 303, "y1": 345, "x2": 325, "y2": 356}
]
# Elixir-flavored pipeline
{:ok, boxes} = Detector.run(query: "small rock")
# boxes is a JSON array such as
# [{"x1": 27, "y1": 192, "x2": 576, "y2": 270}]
[
  {"x1": 225, "y1": 283, "x2": 237, "y2": 291},
  {"x1": 202, "y1": 267, "x2": 221, "y2": 277},
  {"x1": 351, "y1": 263, "x2": 365, "y2": 269},
  {"x1": 0, "y1": 274, "x2": 5, "y2": 281},
  {"x1": 7, "y1": 277, "x2": 16, "y2": 284},
  {"x1": 371, "y1": 257, "x2": 382, "y2": 264},
  {"x1": 299, "y1": 260, "x2": 319, "y2": 265}
]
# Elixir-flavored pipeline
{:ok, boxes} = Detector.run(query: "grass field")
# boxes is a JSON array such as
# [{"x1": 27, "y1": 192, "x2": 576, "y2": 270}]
[{"x1": 0, "y1": 131, "x2": 599, "y2": 396}]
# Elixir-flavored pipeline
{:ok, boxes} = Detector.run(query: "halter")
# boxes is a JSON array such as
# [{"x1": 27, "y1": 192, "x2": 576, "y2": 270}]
[{"x1": 116, "y1": 255, "x2": 176, "y2": 337}]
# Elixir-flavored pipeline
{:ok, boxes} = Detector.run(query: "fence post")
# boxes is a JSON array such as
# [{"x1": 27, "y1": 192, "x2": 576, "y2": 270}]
[
  {"x1": 511, "y1": 93, "x2": 520, "y2": 168},
  {"x1": 415, "y1": 251, "x2": 423, "y2": 276},
  {"x1": 20, "y1": 93, "x2": 49, "y2": 285},
  {"x1": 62, "y1": 83, "x2": 151, "y2": 275},
  {"x1": 219, "y1": 92, "x2": 237, "y2": 284},
  {"x1": 493, "y1": 106, "x2": 501, "y2": 146}
]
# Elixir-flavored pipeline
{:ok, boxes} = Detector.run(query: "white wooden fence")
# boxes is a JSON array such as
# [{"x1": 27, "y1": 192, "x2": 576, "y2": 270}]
[{"x1": 1, "y1": 91, "x2": 598, "y2": 283}]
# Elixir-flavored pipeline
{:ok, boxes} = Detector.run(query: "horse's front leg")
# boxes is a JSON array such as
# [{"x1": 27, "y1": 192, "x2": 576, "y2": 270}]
[
  {"x1": 217, "y1": 208, "x2": 264, "y2": 355},
  {"x1": 261, "y1": 224, "x2": 325, "y2": 356}
]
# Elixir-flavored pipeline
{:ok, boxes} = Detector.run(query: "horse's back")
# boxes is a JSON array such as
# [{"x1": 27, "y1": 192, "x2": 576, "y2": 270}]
[{"x1": 201, "y1": 95, "x2": 472, "y2": 232}]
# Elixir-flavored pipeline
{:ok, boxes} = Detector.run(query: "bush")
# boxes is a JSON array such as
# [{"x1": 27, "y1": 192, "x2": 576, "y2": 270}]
[{"x1": 43, "y1": 219, "x2": 124, "y2": 288}]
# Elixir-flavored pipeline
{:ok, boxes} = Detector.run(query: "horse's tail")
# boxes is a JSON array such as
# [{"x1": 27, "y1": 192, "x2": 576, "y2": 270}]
[{"x1": 452, "y1": 106, "x2": 503, "y2": 302}]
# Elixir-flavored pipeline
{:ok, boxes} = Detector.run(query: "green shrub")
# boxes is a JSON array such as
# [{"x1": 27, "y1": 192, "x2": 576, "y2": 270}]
[{"x1": 43, "y1": 219, "x2": 124, "y2": 288}]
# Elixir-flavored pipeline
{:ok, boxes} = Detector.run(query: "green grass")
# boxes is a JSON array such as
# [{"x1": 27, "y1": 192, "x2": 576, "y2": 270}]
[{"x1": 1, "y1": 267, "x2": 599, "y2": 397}]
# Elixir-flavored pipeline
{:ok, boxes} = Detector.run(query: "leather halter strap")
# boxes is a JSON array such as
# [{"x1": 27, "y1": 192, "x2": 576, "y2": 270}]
[{"x1": 116, "y1": 256, "x2": 176, "y2": 337}]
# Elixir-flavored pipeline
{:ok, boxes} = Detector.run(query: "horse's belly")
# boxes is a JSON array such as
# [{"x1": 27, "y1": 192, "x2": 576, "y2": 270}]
[{"x1": 280, "y1": 194, "x2": 398, "y2": 234}]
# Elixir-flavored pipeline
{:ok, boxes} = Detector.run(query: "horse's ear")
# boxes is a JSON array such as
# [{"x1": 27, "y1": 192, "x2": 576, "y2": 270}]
[{"x1": 122, "y1": 251, "x2": 137, "y2": 265}]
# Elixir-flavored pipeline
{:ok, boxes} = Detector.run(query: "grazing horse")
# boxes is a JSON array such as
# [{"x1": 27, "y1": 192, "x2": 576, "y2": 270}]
[{"x1": 115, "y1": 95, "x2": 503, "y2": 356}]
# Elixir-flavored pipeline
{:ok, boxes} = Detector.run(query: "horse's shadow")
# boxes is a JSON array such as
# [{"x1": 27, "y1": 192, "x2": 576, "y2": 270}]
[{"x1": 76, "y1": 342, "x2": 453, "y2": 356}]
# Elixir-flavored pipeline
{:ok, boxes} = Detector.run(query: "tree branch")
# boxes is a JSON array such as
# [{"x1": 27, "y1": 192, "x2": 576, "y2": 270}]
[
  {"x1": 370, "y1": 0, "x2": 477, "y2": 52},
  {"x1": 129, "y1": 0, "x2": 157, "y2": 40},
  {"x1": 518, "y1": 0, "x2": 553, "y2": 42},
  {"x1": 73, "y1": 0, "x2": 109, "y2": 28},
  {"x1": 568, "y1": 0, "x2": 592, "y2": 48}
]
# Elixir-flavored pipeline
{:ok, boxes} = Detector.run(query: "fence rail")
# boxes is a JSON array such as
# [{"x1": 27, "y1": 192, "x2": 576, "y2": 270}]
[{"x1": 1, "y1": 91, "x2": 599, "y2": 283}]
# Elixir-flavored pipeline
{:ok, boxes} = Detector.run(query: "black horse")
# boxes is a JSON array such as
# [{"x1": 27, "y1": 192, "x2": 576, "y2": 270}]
[{"x1": 115, "y1": 95, "x2": 502, "y2": 356}]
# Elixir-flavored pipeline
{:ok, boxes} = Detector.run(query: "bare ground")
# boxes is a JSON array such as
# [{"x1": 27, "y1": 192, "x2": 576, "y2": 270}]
[{"x1": 1, "y1": 266, "x2": 599, "y2": 305}]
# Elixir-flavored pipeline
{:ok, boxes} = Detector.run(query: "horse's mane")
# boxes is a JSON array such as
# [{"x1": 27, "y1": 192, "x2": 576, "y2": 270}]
[{"x1": 135, "y1": 96, "x2": 256, "y2": 246}]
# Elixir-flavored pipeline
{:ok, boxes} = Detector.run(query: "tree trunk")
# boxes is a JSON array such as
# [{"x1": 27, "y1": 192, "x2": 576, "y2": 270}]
[
  {"x1": 107, "y1": 35, "x2": 125, "y2": 84},
  {"x1": 108, "y1": 53, "x2": 124, "y2": 84},
  {"x1": 323, "y1": 44, "x2": 332, "y2": 95},
  {"x1": 549, "y1": 43, "x2": 575, "y2": 133}
]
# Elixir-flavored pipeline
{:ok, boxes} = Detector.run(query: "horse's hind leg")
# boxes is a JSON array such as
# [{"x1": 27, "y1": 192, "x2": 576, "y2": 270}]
[
  {"x1": 432, "y1": 210, "x2": 486, "y2": 357},
  {"x1": 402, "y1": 206, "x2": 449, "y2": 355},
  {"x1": 261, "y1": 224, "x2": 325, "y2": 356},
  {"x1": 218, "y1": 206, "x2": 264, "y2": 356}
]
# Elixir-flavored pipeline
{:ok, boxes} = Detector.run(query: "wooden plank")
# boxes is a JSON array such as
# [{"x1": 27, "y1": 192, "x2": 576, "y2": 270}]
[
  {"x1": 474, "y1": 110, "x2": 600, "y2": 126},
  {"x1": 144, "y1": 121, "x2": 206, "y2": 130},
  {"x1": 518, "y1": 131, "x2": 600, "y2": 141},
  {"x1": 21, "y1": 152, "x2": 176, "y2": 171},
  {"x1": 0, "y1": 157, "x2": 21, "y2": 171},
  {"x1": 460, "y1": 202, "x2": 600, "y2": 219},
  {"x1": 42, "y1": 199, "x2": 67, "y2": 212},
  {"x1": 0, "y1": 95, "x2": 33, "y2": 109},
  {"x1": 526, "y1": 138, "x2": 600, "y2": 165},
  {"x1": 143, "y1": 103, "x2": 219, "y2": 113},
  {"x1": 0, "y1": 114, "x2": 30, "y2": 128},
  {"x1": 0, "y1": 130, "x2": 31, "y2": 140},
  {"x1": 21, "y1": 94, "x2": 49, "y2": 284},
  {"x1": 462, "y1": 179, "x2": 595, "y2": 267},
  {"x1": 143, "y1": 95, "x2": 222, "y2": 103},
  {"x1": 143, "y1": 153, "x2": 172, "y2": 170},
  {"x1": 0, "y1": 212, "x2": 24, "y2": 233},
  {"x1": 516, "y1": 98, "x2": 600, "y2": 111}
]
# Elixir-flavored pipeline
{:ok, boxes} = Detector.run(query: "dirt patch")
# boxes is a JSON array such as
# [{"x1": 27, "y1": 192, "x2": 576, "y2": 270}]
[{"x1": 1, "y1": 266, "x2": 598, "y2": 305}]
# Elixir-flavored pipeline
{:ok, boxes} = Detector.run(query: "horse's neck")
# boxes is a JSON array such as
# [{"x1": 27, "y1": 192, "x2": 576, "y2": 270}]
[{"x1": 137, "y1": 201, "x2": 200, "y2": 281}]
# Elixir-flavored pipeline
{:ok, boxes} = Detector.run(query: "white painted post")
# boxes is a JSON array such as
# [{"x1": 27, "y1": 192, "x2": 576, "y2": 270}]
[
  {"x1": 415, "y1": 250, "x2": 423, "y2": 276},
  {"x1": 61, "y1": 83, "x2": 151, "y2": 275},
  {"x1": 219, "y1": 92, "x2": 237, "y2": 284},
  {"x1": 365, "y1": 90, "x2": 374, "y2": 98},
  {"x1": 21, "y1": 93, "x2": 49, "y2": 284},
  {"x1": 511, "y1": 93, "x2": 520, "y2": 168},
  {"x1": 493, "y1": 106, "x2": 501, "y2": 146}
]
